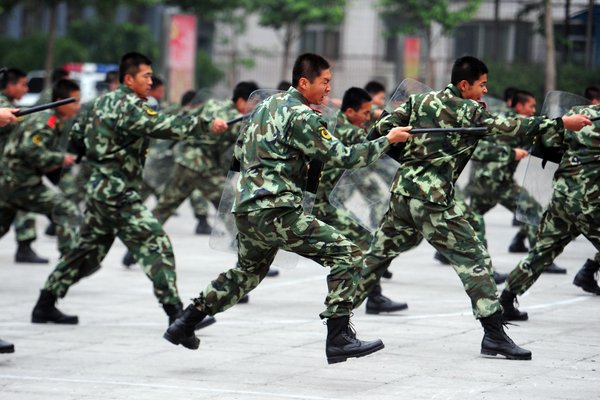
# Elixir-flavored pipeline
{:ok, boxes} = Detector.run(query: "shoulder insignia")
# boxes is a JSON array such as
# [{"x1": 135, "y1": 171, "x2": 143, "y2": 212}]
[
  {"x1": 144, "y1": 107, "x2": 158, "y2": 116},
  {"x1": 319, "y1": 126, "x2": 332, "y2": 140},
  {"x1": 46, "y1": 115, "x2": 57, "y2": 129},
  {"x1": 31, "y1": 134, "x2": 43, "y2": 145}
]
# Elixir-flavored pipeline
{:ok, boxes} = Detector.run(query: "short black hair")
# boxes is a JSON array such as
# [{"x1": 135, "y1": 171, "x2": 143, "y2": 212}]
[
  {"x1": 181, "y1": 90, "x2": 196, "y2": 107},
  {"x1": 584, "y1": 85, "x2": 600, "y2": 101},
  {"x1": 451, "y1": 56, "x2": 488, "y2": 85},
  {"x1": 232, "y1": 81, "x2": 259, "y2": 102},
  {"x1": 341, "y1": 87, "x2": 372, "y2": 112},
  {"x1": 0, "y1": 67, "x2": 27, "y2": 89},
  {"x1": 503, "y1": 86, "x2": 518, "y2": 102},
  {"x1": 511, "y1": 90, "x2": 535, "y2": 108},
  {"x1": 292, "y1": 53, "x2": 330, "y2": 88},
  {"x1": 119, "y1": 52, "x2": 152, "y2": 83},
  {"x1": 51, "y1": 68, "x2": 69, "y2": 83},
  {"x1": 151, "y1": 75, "x2": 164, "y2": 90},
  {"x1": 52, "y1": 79, "x2": 80, "y2": 101},
  {"x1": 277, "y1": 80, "x2": 291, "y2": 91},
  {"x1": 364, "y1": 80, "x2": 385, "y2": 95}
]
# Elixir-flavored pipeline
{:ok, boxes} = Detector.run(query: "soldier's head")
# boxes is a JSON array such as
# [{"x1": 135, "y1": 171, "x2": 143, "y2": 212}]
[
  {"x1": 181, "y1": 90, "x2": 196, "y2": 108},
  {"x1": 364, "y1": 80, "x2": 386, "y2": 108},
  {"x1": 292, "y1": 53, "x2": 331, "y2": 105},
  {"x1": 451, "y1": 56, "x2": 488, "y2": 101},
  {"x1": 511, "y1": 90, "x2": 536, "y2": 117},
  {"x1": 584, "y1": 86, "x2": 600, "y2": 105},
  {"x1": 503, "y1": 86, "x2": 518, "y2": 107},
  {"x1": 232, "y1": 81, "x2": 259, "y2": 114},
  {"x1": 104, "y1": 70, "x2": 119, "y2": 92},
  {"x1": 149, "y1": 75, "x2": 165, "y2": 102},
  {"x1": 0, "y1": 68, "x2": 28, "y2": 100},
  {"x1": 119, "y1": 52, "x2": 153, "y2": 98},
  {"x1": 341, "y1": 87, "x2": 372, "y2": 128},
  {"x1": 52, "y1": 79, "x2": 81, "y2": 120},
  {"x1": 277, "y1": 80, "x2": 291, "y2": 91},
  {"x1": 51, "y1": 68, "x2": 69, "y2": 84}
]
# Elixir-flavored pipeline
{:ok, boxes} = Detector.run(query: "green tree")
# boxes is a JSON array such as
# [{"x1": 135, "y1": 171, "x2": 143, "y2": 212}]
[
  {"x1": 378, "y1": 0, "x2": 482, "y2": 86},
  {"x1": 248, "y1": 0, "x2": 347, "y2": 80}
]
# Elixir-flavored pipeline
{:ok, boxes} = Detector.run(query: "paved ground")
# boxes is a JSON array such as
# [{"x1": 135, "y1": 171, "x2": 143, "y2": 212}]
[{"x1": 0, "y1": 200, "x2": 598, "y2": 400}]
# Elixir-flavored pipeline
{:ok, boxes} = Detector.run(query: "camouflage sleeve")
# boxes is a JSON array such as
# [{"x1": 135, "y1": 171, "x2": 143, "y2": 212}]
[
  {"x1": 474, "y1": 105, "x2": 563, "y2": 139},
  {"x1": 289, "y1": 110, "x2": 390, "y2": 169},
  {"x1": 69, "y1": 106, "x2": 91, "y2": 155},
  {"x1": 118, "y1": 98, "x2": 201, "y2": 140},
  {"x1": 18, "y1": 124, "x2": 63, "y2": 172},
  {"x1": 374, "y1": 99, "x2": 411, "y2": 137},
  {"x1": 471, "y1": 137, "x2": 515, "y2": 163}
]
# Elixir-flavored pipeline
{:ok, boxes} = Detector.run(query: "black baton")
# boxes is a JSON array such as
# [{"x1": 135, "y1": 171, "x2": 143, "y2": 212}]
[{"x1": 14, "y1": 97, "x2": 77, "y2": 117}]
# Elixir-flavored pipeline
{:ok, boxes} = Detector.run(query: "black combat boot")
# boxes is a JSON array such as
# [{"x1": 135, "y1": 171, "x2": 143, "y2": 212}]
[
  {"x1": 15, "y1": 240, "x2": 49, "y2": 264},
  {"x1": 493, "y1": 270, "x2": 508, "y2": 285},
  {"x1": 266, "y1": 268, "x2": 280, "y2": 277},
  {"x1": 45, "y1": 222, "x2": 57, "y2": 236},
  {"x1": 499, "y1": 289, "x2": 528, "y2": 321},
  {"x1": 434, "y1": 251, "x2": 451, "y2": 265},
  {"x1": 163, "y1": 303, "x2": 217, "y2": 329},
  {"x1": 543, "y1": 263, "x2": 567, "y2": 274},
  {"x1": 195, "y1": 215, "x2": 211, "y2": 235},
  {"x1": 238, "y1": 294, "x2": 249, "y2": 304},
  {"x1": 573, "y1": 258, "x2": 600, "y2": 295},
  {"x1": 325, "y1": 316, "x2": 385, "y2": 364},
  {"x1": 382, "y1": 269, "x2": 393, "y2": 279},
  {"x1": 31, "y1": 289, "x2": 78, "y2": 324},
  {"x1": 122, "y1": 250, "x2": 135, "y2": 268},
  {"x1": 365, "y1": 284, "x2": 408, "y2": 314},
  {"x1": 479, "y1": 311, "x2": 531, "y2": 360},
  {"x1": 163, "y1": 305, "x2": 209, "y2": 350},
  {"x1": 508, "y1": 232, "x2": 528, "y2": 253},
  {"x1": 0, "y1": 338, "x2": 15, "y2": 353}
]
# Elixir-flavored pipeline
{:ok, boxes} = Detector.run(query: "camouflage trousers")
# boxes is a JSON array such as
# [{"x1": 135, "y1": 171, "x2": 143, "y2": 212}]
[
  {"x1": 189, "y1": 189, "x2": 209, "y2": 218},
  {"x1": 43, "y1": 196, "x2": 181, "y2": 305},
  {"x1": 191, "y1": 207, "x2": 363, "y2": 319},
  {"x1": 313, "y1": 198, "x2": 372, "y2": 252},
  {"x1": 355, "y1": 194, "x2": 501, "y2": 319},
  {"x1": 14, "y1": 211, "x2": 37, "y2": 242},
  {"x1": 469, "y1": 177, "x2": 542, "y2": 247},
  {"x1": 0, "y1": 183, "x2": 80, "y2": 254},
  {"x1": 505, "y1": 191, "x2": 600, "y2": 295},
  {"x1": 152, "y1": 163, "x2": 223, "y2": 225}
]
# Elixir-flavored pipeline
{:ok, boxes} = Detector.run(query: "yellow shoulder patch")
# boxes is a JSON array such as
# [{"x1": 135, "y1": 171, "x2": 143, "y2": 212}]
[
  {"x1": 31, "y1": 134, "x2": 43, "y2": 145},
  {"x1": 144, "y1": 107, "x2": 158, "y2": 116},
  {"x1": 319, "y1": 126, "x2": 332, "y2": 140}
]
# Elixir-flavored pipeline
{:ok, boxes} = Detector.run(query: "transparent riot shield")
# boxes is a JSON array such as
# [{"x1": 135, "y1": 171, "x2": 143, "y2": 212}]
[
  {"x1": 329, "y1": 79, "x2": 433, "y2": 232},
  {"x1": 516, "y1": 91, "x2": 590, "y2": 225},
  {"x1": 209, "y1": 90, "x2": 339, "y2": 269}
]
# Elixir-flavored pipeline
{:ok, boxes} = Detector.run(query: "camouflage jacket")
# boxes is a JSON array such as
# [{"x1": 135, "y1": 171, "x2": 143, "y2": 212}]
[
  {"x1": 73, "y1": 84, "x2": 201, "y2": 206},
  {"x1": 470, "y1": 110, "x2": 533, "y2": 182},
  {"x1": 0, "y1": 92, "x2": 18, "y2": 154},
  {"x1": 315, "y1": 111, "x2": 368, "y2": 202},
  {"x1": 374, "y1": 84, "x2": 562, "y2": 206},
  {"x1": 233, "y1": 87, "x2": 391, "y2": 213},
  {"x1": 174, "y1": 99, "x2": 240, "y2": 173},
  {"x1": 545, "y1": 104, "x2": 600, "y2": 204},
  {"x1": 0, "y1": 110, "x2": 66, "y2": 189}
]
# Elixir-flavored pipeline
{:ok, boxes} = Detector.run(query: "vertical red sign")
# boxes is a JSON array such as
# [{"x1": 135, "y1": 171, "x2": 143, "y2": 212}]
[{"x1": 168, "y1": 14, "x2": 197, "y2": 104}]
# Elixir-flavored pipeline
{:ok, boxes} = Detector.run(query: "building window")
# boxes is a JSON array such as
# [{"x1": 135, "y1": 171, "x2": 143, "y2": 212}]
[
  {"x1": 454, "y1": 21, "x2": 532, "y2": 63},
  {"x1": 300, "y1": 24, "x2": 341, "y2": 60}
]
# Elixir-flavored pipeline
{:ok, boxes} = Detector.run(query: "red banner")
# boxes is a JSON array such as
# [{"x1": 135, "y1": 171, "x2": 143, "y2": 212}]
[
  {"x1": 168, "y1": 14, "x2": 197, "y2": 103},
  {"x1": 403, "y1": 37, "x2": 421, "y2": 80}
]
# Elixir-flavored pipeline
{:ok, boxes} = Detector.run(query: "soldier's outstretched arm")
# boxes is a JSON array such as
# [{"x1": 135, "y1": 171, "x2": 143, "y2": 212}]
[{"x1": 471, "y1": 137, "x2": 515, "y2": 164}]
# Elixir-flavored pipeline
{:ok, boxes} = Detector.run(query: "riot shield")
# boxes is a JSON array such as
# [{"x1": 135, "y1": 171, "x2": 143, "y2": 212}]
[
  {"x1": 209, "y1": 90, "x2": 338, "y2": 269},
  {"x1": 516, "y1": 91, "x2": 590, "y2": 225},
  {"x1": 329, "y1": 79, "x2": 433, "y2": 232}
]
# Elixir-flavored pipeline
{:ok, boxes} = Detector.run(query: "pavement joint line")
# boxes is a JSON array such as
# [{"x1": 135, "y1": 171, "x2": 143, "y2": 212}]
[{"x1": 0, "y1": 374, "x2": 341, "y2": 400}]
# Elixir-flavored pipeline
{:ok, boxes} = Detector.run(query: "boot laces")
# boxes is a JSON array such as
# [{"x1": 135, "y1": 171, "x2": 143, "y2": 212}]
[
  {"x1": 501, "y1": 320, "x2": 518, "y2": 345},
  {"x1": 346, "y1": 320, "x2": 357, "y2": 339}
]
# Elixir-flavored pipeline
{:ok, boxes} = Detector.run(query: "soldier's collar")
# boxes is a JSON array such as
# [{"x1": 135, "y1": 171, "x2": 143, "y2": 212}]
[
  {"x1": 288, "y1": 87, "x2": 310, "y2": 106},
  {"x1": 447, "y1": 84, "x2": 462, "y2": 98},
  {"x1": 0, "y1": 91, "x2": 13, "y2": 102}
]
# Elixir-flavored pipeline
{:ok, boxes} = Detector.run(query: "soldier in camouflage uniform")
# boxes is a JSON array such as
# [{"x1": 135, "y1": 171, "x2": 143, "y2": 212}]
[
  {"x1": 163, "y1": 53, "x2": 412, "y2": 364},
  {"x1": 0, "y1": 79, "x2": 81, "y2": 257},
  {"x1": 313, "y1": 87, "x2": 407, "y2": 314},
  {"x1": 352, "y1": 56, "x2": 591, "y2": 360},
  {"x1": 0, "y1": 106, "x2": 20, "y2": 355},
  {"x1": 34, "y1": 68, "x2": 69, "y2": 106},
  {"x1": 0, "y1": 68, "x2": 48, "y2": 263},
  {"x1": 499, "y1": 103, "x2": 599, "y2": 321},
  {"x1": 467, "y1": 90, "x2": 566, "y2": 274},
  {"x1": 30, "y1": 52, "x2": 220, "y2": 328}
]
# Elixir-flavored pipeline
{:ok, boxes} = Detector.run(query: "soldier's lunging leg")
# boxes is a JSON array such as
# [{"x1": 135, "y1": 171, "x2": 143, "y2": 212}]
[{"x1": 14, "y1": 212, "x2": 48, "y2": 264}]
